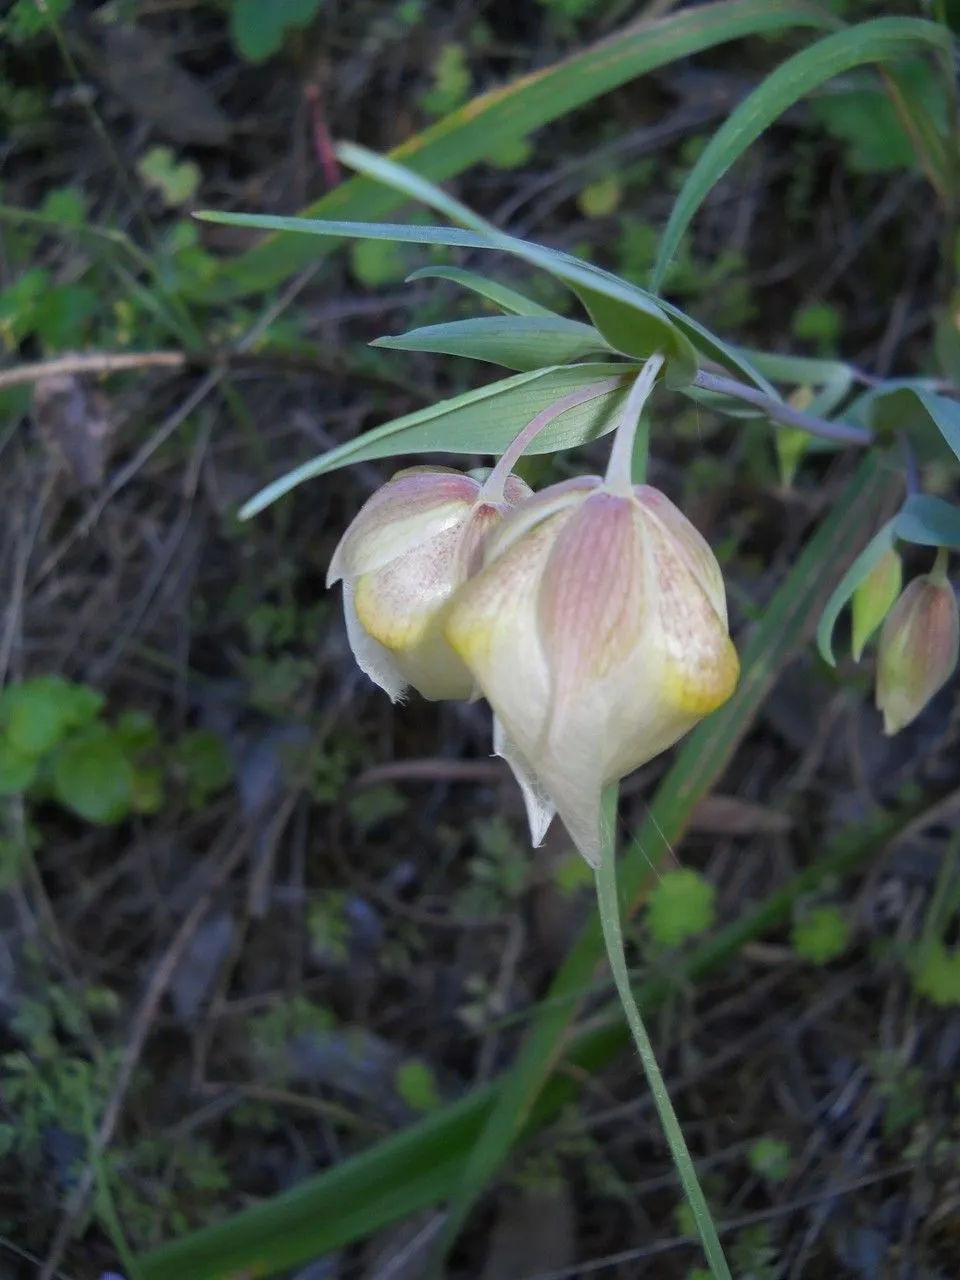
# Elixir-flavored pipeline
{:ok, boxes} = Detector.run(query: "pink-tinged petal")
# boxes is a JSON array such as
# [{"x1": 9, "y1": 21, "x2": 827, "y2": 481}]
[
  {"x1": 327, "y1": 471, "x2": 479, "y2": 584},
  {"x1": 481, "y1": 476, "x2": 599, "y2": 566},
  {"x1": 353, "y1": 525, "x2": 463, "y2": 651},
  {"x1": 493, "y1": 717, "x2": 555, "y2": 847},
  {"x1": 456, "y1": 503, "x2": 512, "y2": 580},
  {"x1": 340, "y1": 580, "x2": 408, "y2": 702},
  {"x1": 644, "y1": 525, "x2": 740, "y2": 719},
  {"x1": 536, "y1": 729, "x2": 608, "y2": 868},
  {"x1": 633, "y1": 486, "x2": 728, "y2": 625},
  {"x1": 876, "y1": 576, "x2": 959, "y2": 733},
  {"x1": 502, "y1": 474, "x2": 535, "y2": 507},
  {"x1": 445, "y1": 514, "x2": 560, "y2": 746},
  {"x1": 537, "y1": 492, "x2": 645, "y2": 729}
]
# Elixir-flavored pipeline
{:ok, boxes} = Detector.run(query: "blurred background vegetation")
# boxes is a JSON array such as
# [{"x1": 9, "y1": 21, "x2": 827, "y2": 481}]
[{"x1": 2, "y1": 0, "x2": 960, "y2": 1277}]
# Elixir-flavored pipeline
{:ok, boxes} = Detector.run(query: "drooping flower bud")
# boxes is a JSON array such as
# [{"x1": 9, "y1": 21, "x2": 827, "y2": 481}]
[
  {"x1": 444, "y1": 358, "x2": 739, "y2": 867},
  {"x1": 851, "y1": 547, "x2": 902, "y2": 661},
  {"x1": 327, "y1": 465, "x2": 531, "y2": 702},
  {"x1": 875, "y1": 551, "x2": 959, "y2": 734}
]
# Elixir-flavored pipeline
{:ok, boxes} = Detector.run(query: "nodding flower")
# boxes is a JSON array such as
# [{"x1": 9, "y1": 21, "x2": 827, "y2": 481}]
[
  {"x1": 875, "y1": 550, "x2": 958, "y2": 735},
  {"x1": 327, "y1": 465, "x2": 531, "y2": 702},
  {"x1": 444, "y1": 357, "x2": 739, "y2": 866}
]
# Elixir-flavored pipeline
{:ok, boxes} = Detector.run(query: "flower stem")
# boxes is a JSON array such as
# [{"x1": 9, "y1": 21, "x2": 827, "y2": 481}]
[
  {"x1": 594, "y1": 785, "x2": 732, "y2": 1280},
  {"x1": 480, "y1": 378, "x2": 623, "y2": 503},
  {"x1": 604, "y1": 353, "x2": 664, "y2": 496},
  {"x1": 930, "y1": 545, "x2": 950, "y2": 585}
]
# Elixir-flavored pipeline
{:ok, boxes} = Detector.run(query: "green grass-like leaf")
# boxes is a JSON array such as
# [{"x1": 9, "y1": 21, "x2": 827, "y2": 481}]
[
  {"x1": 199, "y1": 0, "x2": 836, "y2": 302},
  {"x1": 652, "y1": 17, "x2": 954, "y2": 292},
  {"x1": 238, "y1": 364, "x2": 632, "y2": 517}
]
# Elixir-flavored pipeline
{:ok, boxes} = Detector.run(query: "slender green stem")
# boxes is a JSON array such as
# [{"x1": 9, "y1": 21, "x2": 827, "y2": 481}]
[
  {"x1": 604, "y1": 353, "x2": 664, "y2": 495},
  {"x1": 594, "y1": 786, "x2": 732, "y2": 1280}
]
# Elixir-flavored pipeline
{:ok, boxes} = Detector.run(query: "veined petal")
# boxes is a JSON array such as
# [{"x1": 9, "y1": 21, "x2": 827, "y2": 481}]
[
  {"x1": 327, "y1": 471, "x2": 479, "y2": 584},
  {"x1": 481, "y1": 476, "x2": 599, "y2": 566},
  {"x1": 493, "y1": 717, "x2": 555, "y2": 847},
  {"x1": 645, "y1": 524, "x2": 740, "y2": 718},
  {"x1": 537, "y1": 492, "x2": 645, "y2": 730},
  {"x1": 445, "y1": 515, "x2": 560, "y2": 749},
  {"x1": 634, "y1": 486, "x2": 728, "y2": 625},
  {"x1": 341, "y1": 579, "x2": 408, "y2": 702},
  {"x1": 353, "y1": 525, "x2": 463, "y2": 651}
]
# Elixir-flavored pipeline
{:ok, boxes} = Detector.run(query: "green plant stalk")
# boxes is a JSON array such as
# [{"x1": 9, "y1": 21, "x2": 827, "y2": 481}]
[{"x1": 594, "y1": 786, "x2": 731, "y2": 1279}]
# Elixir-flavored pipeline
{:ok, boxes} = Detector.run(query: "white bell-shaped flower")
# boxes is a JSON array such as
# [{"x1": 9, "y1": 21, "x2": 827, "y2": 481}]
[
  {"x1": 327, "y1": 465, "x2": 530, "y2": 702},
  {"x1": 444, "y1": 360, "x2": 739, "y2": 866}
]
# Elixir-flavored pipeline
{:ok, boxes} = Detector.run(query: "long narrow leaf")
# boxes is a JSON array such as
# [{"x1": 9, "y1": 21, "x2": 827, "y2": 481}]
[
  {"x1": 199, "y1": 208, "x2": 699, "y2": 377},
  {"x1": 139, "y1": 452, "x2": 898, "y2": 1280},
  {"x1": 240, "y1": 365, "x2": 632, "y2": 517},
  {"x1": 202, "y1": 0, "x2": 836, "y2": 302},
  {"x1": 653, "y1": 18, "x2": 953, "y2": 291}
]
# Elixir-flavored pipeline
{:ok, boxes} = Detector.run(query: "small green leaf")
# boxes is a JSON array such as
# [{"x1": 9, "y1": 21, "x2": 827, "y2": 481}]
[
  {"x1": 1, "y1": 680, "x2": 69, "y2": 758},
  {"x1": 792, "y1": 301, "x2": 842, "y2": 347},
  {"x1": 230, "y1": 0, "x2": 324, "y2": 62},
  {"x1": 396, "y1": 1060, "x2": 443, "y2": 1113},
  {"x1": 791, "y1": 905, "x2": 849, "y2": 964},
  {"x1": 137, "y1": 146, "x2": 201, "y2": 208},
  {"x1": 372, "y1": 315, "x2": 611, "y2": 371},
  {"x1": 39, "y1": 187, "x2": 87, "y2": 228},
  {"x1": 578, "y1": 176, "x2": 622, "y2": 218},
  {"x1": 420, "y1": 44, "x2": 471, "y2": 118},
  {"x1": 114, "y1": 710, "x2": 160, "y2": 756},
  {"x1": 911, "y1": 941, "x2": 960, "y2": 1006},
  {"x1": 350, "y1": 239, "x2": 409, "y2": 288},
  {"x1": 172, "y1": 730, "x2": 233, "y2": 808},
  {"x1": 0, "y1": 739, "x2": 38, "y2": 795},
  {"x1": 33, "y1": 284, "x2": 99, "y2": 348},
  {"x1": 646, "y1": 868, "x2": 716, "y2": 948},
  {"x1": 7, "y1": 0, "x2": 71, "y2": 40},
  {"x1": 52, "y1": 728, "x2": 133, "y2": 825},
  {"x1": 809, "y1": 60, "x2": 947, "y2": 175},
  {"x1": 747, "y1": 1136, "x2": 791, "y2": 1183},
  {"x1": 816, "y1": 519, "x2": 896, "y2": 665}
]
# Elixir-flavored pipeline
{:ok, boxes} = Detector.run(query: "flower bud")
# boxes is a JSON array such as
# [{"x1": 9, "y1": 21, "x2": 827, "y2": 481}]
[
  {"x1": 851, "y1": 547, "x2": 902, "y2": 661},
  {"x1": 327, "y1": 466, "x2": 531, "y2": 702},
  {"x1": 875, "y1": 557, "x2": 959, "y2": 734},
  {"x1": 444, "y1": 475, "x2": 739, "y2": 867}
]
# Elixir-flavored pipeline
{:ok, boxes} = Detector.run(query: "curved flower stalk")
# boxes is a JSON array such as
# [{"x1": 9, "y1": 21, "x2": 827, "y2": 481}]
[
  {"x1": 327, "y1": 465, "x2": 531, "y2": 701},
  {"x1": 445, "y1": 356, "x2": 740, "y2": 867},
  {"x1": 875, "y1": 549, "x2": 959, "y2": 734}
]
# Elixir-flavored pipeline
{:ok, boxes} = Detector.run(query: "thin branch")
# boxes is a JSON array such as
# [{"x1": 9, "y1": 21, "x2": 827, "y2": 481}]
[
  {"x1": 692, "y1": 369, "x2": 874, "y2": 445},
  {"x1": 0, "y1": 351, "x2": 186, "y2": 391}
]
